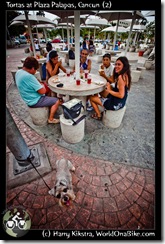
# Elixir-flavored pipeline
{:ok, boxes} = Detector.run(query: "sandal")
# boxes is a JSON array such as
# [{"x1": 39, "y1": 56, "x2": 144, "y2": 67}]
[
  {"x1": 48, "y1": 118, "x2": 60, "y2": 124},
  {"x1": 91, "y1": 113, "x2": 102, "y2": 120}
]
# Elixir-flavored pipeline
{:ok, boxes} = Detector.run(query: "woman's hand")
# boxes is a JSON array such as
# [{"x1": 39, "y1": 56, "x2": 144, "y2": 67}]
[
  {"x1": 57, "y1": 60, "x2": 62, "y2": 67},
  {"x1": 106, "y1": 82, "x2": 112, "y2": 92}
]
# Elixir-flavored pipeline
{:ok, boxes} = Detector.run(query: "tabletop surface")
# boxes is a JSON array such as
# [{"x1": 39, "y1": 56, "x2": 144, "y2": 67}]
[{"x1": 48, "y1": 73, "x2": 106, "y2": 96}]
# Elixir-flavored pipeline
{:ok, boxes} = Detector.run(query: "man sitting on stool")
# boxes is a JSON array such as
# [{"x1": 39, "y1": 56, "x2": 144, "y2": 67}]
[{"x1": 15, "y1": 57, "x2": 62, "y2": 124}]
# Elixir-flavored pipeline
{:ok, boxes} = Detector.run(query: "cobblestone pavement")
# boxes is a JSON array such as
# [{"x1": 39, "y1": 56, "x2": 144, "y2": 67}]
[{"x1": 6, "y1": 45, "x2": 155, "y2": 231}]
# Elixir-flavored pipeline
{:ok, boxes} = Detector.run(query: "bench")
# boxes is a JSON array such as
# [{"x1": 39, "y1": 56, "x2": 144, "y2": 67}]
[
  {"x1": 136, "y1": 66, "x2": 146, "y2": 78},
  {"x1": 28, "y1": 107, "x2": 49, "y2": 126},
  {"x1": 60, "y1": 114, "x2": 85, "y2": 143},
  {"x1": 104, "y1": 50, "x2": 121, "y2": 56},
  {"x1": 102, "y1": 106, "x2": 126, "y2": 128}
]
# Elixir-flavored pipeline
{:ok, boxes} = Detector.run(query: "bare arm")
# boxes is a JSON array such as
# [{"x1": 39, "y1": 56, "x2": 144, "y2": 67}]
[
  {"x1": 46, "y1": 61, "x2": 61, "y2": 77},
  {"x1": 37, "y1": 86, "x2": 46, "y2": 95},
  {"x1": 59, "y1": 63, "x2": 66, "y2": 73},
  {"x1": 87, "y1": 59, "x2": 92, "y2": 72},
  {"x1": 99, "y1": 71, "x2": 114, "y2": 83},
  {"x1": 106, "y1": 75, "x2": 125, "y2": 98}
]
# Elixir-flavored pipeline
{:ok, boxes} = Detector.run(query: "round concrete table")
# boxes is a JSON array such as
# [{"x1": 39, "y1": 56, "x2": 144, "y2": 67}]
[{"x1": 48, "y1": 73, "x2": 107, "y2": 108}]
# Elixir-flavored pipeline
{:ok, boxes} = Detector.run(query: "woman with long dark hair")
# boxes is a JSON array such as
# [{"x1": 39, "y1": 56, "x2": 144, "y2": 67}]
[
  {"x1": 46, "y1": 50, "x2": 67, "y2": 81},
  {"x1": 90, "y1": 56, "x2": 131, "y2": 120}
]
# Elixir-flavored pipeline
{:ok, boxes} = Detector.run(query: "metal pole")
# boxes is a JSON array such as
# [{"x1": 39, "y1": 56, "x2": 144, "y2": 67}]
[
  {"x1": 113, "y1": 13, "x2": 120, "y2": 50},
  {"x1": 74, "y1": 11, "x2": 80, "y2": 80},
  {"x1": 24, "y1": 10, "x2": 36, "y2": 57},
  {"x1": 6, "y1": 107, "x2": 32, "y2": 166},
  {"x1": 124, "y1": 12, "x2": 136, "y2": 56}
]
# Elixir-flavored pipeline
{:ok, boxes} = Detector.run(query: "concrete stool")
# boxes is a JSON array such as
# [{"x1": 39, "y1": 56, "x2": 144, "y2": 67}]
[
  {"x1": 136, "y1": 66, "x2": 146, "y2": 78},
  {"x1": 102, "y1": 106, "x2": 126, "y2": 128},
  {"x1": 69, "y1": 59, "x2": 75, "y2": 68},
  {"x1": 17, "y1": 64, "x2": 23, "y2": 69},
  {"x1": 60, "y1": 114, "x2": 85, "y2": 144},
  {"x1": 96, "y1": 49, "x2": 102, "y2": 55},
  {"x1": 96, "y1": 55, "x2": 103, "y2": 63},
  {"x1": 28, "y1": 107, "x2": 49, "y2": 126},
  {"x1": 144, "y1": 60, "x2": 153, "y2": 70},
  {"x1": 131, "y1": 70, "x2": 141, "y2": 82},
  {"x1": 11, "y1": 70, "x2": 17, "y2": 84}
]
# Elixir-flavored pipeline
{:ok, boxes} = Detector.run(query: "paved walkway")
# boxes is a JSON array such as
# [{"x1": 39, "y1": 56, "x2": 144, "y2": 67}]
[{"x1": 6, "y1": 45, "x2": 155, "y2": 230}]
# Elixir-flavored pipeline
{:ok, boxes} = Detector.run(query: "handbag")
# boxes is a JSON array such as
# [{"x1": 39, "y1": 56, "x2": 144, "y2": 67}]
[{"x1": 62, "y1": 98, "x2": 86, "y2": 126}]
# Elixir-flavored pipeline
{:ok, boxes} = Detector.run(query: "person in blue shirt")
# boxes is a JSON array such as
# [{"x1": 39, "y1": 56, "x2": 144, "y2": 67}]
[
  {"x1": 79, "y1": 49, "x2": 91, "y2": 73},
  {"x1": 16, "y1": 57, "x2": 61, "y2": 124}
]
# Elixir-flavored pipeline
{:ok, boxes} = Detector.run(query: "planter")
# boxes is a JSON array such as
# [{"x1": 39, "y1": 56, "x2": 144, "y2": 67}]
[{"x1": 138, "y1": 50, "x2": 145, "y2": 56}]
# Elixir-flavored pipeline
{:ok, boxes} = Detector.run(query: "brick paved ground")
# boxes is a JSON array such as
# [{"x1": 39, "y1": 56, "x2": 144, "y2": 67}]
[{"x1": 6, "y1": 45, "x2": 155, "y2": 231}]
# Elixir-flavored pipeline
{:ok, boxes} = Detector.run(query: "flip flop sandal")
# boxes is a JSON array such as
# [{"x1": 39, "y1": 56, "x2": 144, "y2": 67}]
[
  {"x1": 48, "y1": 118, "x2": 60, "y2": 124},
  {"x1": 91, "y1": 113, "x2": 102, "y2": 120}
]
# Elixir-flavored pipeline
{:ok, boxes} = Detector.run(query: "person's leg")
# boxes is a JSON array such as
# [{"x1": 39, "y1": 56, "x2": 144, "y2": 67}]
[
  {"x1": 49, "y1": 99, "x2": 61, "y2": 121},
  {"x1": 90, "y1": 95, "x2": 103, "y2": 118},
  {"x1": 29, "y1": 96, "x2": 61, "y2": 123},
  {"x1": 100, "y1": 89, "x2": 110, "y2": 98},
  {"x1": 86, "y1": 95, "x2": 93, "y2": 111}
]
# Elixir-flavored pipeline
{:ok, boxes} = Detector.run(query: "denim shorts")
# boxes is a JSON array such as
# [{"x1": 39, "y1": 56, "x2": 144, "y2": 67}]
[{"x1": 29, "y1": 96, "x2": 58, "y2": 108}]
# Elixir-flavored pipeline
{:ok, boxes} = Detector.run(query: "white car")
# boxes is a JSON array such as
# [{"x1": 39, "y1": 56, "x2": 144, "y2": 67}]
[
  {"x1": 46, "y1": 38, "x2": 52, "y2": 42},
  {"x1": 39, "y1": 38, "x2": 46, "y2": 43}
]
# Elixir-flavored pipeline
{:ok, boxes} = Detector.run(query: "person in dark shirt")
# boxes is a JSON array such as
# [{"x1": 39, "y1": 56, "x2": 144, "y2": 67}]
[{"x1": 90, "y1": 56, "x2": 132, "y2": 120}]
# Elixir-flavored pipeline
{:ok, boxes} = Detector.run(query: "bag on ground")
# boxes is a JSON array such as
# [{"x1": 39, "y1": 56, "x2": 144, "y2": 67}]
[{"x1": 62, "y1": 98, "x2": 83, "y2": 119}]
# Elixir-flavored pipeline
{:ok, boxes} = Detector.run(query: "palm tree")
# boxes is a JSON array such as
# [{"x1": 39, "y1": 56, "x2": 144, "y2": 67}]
[{"x1": 143, "y1": 21, "x2": 155, "y2": 43}]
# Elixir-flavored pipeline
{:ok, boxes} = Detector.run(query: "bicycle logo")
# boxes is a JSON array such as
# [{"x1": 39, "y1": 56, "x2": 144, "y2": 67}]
[{"x1": 6, "y1": 212, "x2": 27, "y2": 230}]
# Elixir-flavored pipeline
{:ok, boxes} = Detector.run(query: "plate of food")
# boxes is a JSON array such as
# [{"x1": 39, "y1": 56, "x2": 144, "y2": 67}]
[
  {"x1": 93, "y1": 80, "x2": 105, "y2": 85},
  {"x1": 51, "y1": 76, "x2": 60, "y2": 83}
]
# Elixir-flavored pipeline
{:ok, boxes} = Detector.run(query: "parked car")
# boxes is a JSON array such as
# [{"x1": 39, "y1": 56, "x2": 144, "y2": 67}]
[
  {"x1": 17, "y1": 35, "x2": 27, "y2": 44},
  {"x1": 39, "y1": 38, "x2": 46, "y2": 43},
  {"x1": 52, "y1": 38, "x2": 61, "y2": 43},
  {"x1": 46, "y1": 38, "x2": 52, "y2": 42},
  {"x1": 10, "y1": 38, "x2": 20, "y2": 47},
  {"x1": 14, "y1": 38, "x2": 20, "y2": 47}
]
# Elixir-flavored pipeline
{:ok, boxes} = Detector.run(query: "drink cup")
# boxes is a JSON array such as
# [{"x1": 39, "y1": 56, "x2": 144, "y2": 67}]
[
  {"x1": 66, "y1": 69, "x2": 70, "y2": 77},
  {"x1": 84, "y1": 69, "x2": 89, "y2": 79},
  {"x1": 80, "y1": 73, "x2": 84, "y2": 79},
  {"x1": 76, "y1": 79, "x2": 80, "y2": 85},
  {"x1": 87, "y1": 74, "x2": 92, "y2": 84}
]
